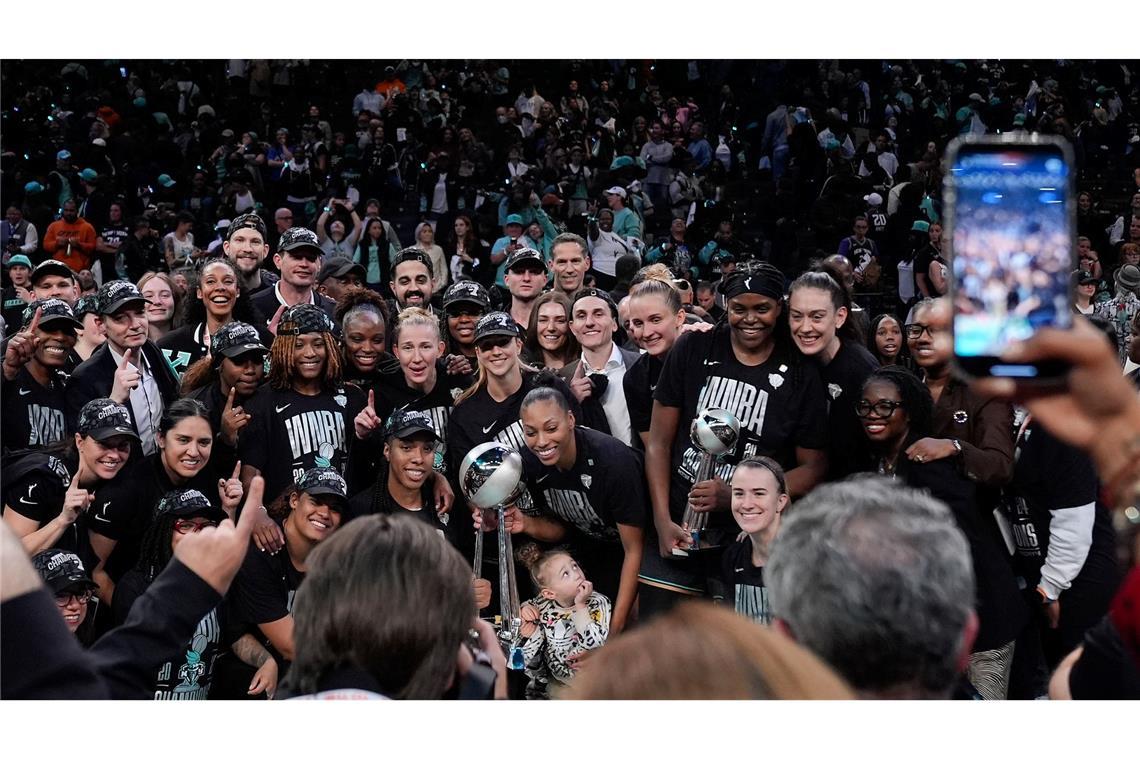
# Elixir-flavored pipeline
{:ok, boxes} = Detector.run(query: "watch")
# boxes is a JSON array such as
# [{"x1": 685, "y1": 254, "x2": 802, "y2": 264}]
[{"x1": 951, "y1": 439, "x2": 963, "y2": 456}]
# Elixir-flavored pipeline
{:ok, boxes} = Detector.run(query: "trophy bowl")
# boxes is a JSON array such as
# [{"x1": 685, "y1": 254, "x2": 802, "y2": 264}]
[
  {"x1": 459, "y1": 442, "x2": 525, "y2": 509},
  {"x1": 690, "y1": 407, "x2": 741, "y2": 455}
]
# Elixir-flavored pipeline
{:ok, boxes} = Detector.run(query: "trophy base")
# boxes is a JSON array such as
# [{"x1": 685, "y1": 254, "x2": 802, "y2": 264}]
[{"x1": 670, "y1": 528, "x2": 731, "y2": 557}]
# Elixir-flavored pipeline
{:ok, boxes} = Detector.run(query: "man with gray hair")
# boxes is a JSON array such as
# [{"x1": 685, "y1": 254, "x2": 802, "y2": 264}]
[{"x1": 766, "y1": 478, "x2": 979, "y2": 699}]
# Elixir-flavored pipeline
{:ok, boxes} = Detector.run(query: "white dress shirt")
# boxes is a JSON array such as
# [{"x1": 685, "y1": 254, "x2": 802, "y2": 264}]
[{"x1": 581, "y1": 342, "x2": 632, "y2": 446}]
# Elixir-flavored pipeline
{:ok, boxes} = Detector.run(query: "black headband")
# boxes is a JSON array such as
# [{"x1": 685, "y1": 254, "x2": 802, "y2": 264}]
[{"x1": 718, "y1": 262, "x2": 785, "y2": 301}]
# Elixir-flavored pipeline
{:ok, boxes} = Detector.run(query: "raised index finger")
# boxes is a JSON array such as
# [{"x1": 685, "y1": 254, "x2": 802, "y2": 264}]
[
  {"x1": 235, "y1": 476, "x2": 265, "y2": 538},
  {"x1": 224, "y1": 386, "x2": 236, "y2": 412},
  {"x1": 23, "y1": 306, "x2": 42, "y2": 335},
  {"x1": 231, "y1": 460, "x2": 242, "y2": 481}
]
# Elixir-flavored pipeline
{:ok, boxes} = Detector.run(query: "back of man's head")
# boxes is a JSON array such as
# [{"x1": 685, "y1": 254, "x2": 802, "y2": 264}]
[
  {"x1": 287, "y1": 515, "x2": 474, "y2": 699},
  {"x1": 767, "y1": 477, "x2": 976, "y2": 699}
]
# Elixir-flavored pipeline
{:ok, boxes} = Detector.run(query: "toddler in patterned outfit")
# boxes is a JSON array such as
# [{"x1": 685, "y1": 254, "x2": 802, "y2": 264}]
[{"x1": 517, "y1": 544, "x2": 611, "y2": 699}]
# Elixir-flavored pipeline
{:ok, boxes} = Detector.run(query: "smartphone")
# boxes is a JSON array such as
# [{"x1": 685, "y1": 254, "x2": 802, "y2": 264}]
[{"x1": 944, "y1": 134, "x2": 1075, "y2": 380}]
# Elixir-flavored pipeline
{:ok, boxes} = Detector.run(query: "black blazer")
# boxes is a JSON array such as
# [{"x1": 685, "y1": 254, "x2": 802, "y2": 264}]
[
  {"x1": 556, "y1": 345, "x2": 642, "y2": 436},
  {"x1": 250, "y1": 284, "x2": 337, "y2": 327},
  {"x1": 66, "y1": 340, "x2": 181, "y2": 436}
]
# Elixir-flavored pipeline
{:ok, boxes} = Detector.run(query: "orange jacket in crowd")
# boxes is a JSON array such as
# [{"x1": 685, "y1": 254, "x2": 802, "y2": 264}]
[{"x1": 44, "y1": 217, "x2": 98, "y2": 271}]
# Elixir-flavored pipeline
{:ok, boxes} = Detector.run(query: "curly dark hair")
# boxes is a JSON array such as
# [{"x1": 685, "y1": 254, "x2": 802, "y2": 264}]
[{"x1": 862, "y1": 365, "x2": 933, "y2": 443}]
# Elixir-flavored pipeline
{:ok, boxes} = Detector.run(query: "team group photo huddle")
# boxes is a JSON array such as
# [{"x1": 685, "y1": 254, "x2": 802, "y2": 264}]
[{"x1": 2, "y1": 51, "x2": 1139, "y2": 711}]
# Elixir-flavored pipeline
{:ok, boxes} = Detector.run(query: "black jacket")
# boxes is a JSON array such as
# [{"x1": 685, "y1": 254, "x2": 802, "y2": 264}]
[
  {"x1": 0, "y1": 559, "x2": 221, "y2": 699},
  {"x1": 250, "y1": 284, "x2": 337, "y2": 326},
  {"x1": 66, "y1": 341, "x2": 181, "y2": 435}
]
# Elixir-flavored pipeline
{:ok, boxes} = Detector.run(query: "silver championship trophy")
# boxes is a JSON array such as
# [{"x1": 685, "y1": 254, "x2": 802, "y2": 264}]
[
  {"x1": 459, "y1": 442, "x2": 527, "y2": 670},
  {"x1": 672, "y1": 407, "x2": 741, "y2": 556}
]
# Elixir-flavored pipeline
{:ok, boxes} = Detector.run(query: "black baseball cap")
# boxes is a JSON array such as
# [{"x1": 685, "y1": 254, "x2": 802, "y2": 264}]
[
  {"x1": 390, "y1": 247, "x2": 434, "y2": 277},
  {"x1": 571, "y1": 286, "x2": 618, "y2": 318},
  {"x1": 1074, "y1": 270, "x2": 1097, "y2": 286},
  {"x1": 317, "y1": 257, "x2": 366, "y2": 284},
  {"x1": 473, "y1": 311, "x2": 520, "y2": 343},
  {"x1": 73, "y1": 294, "x2": 100, "y2": 320},
  {"x1": 30, "y1": 259, "x2": 75, "y2": 285},
  {"x1": 296, "y1": 467, "x2": 349, "y2": 512},
  {"x1": 22, "y1": 298, "x2": 82, "y2": 331},
  {"x1": 383, "y1": 409, "x2": 440, "y2": 441},
  {"x1": 155, "y1": 488, "x2": 227, "y2": 521},
  {"x1": 226, "y1": 212, "x2": 268, "y2": 242},
  {"x1": 96, "y1": 280, "x2": 148, "y2": 315},
  {"x1": 76, "y1": 398, "x2": 140, "y2": 442},
  {"x1": 443, "y1": 280, "x2": 491, "y2": 312},
  {"x1": 211, "y1": 321, "x2": 268, "y2": 362},
  {"x1": 32, "y1": 549, "x2": 99, "y2": 595},
  {"x1": 505, "y1": 247, "x2": 547, "y2": 273},
  {"x1": 276, "y1": 303, "x2": 335, "y2": 336},
  {"x1": 277, "y1": 227, "x2": 324, "y2": 257}
]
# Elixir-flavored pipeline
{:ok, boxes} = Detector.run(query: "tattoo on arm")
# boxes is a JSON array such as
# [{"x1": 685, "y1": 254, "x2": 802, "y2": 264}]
[{"x1": 232, "y1": 633, "x2": 271, "y2": 668}]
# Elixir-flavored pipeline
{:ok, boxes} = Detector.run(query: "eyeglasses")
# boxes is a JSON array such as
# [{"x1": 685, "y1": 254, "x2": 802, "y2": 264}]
[
  {"x1": 55, "y1": 590, "x2": 95, "y2": 606},
  {"x1": 855, "y1": 399, "x2": 904, "y2": 419},
  {"x1": 173, "y1": 518, "x2": 218, "y2": 534},
  {"x1": 904, "y1": 323, "x2": 943, "y2": 340}
]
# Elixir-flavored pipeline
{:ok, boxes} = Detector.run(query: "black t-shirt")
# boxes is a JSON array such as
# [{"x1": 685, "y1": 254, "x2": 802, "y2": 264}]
[
  {"x1": 113, "y1": 568, "x2": 226, "y2": 700},
  {"x1": 238, "y1": 383, "x2": 365, "y2": 504},
  {"x1": 720, "y1": 537, "x2": 772, "y2": 624},
  {"x1": 99, "y1": 223, "x2": 130, "y2": 246},
  {"x1": 654, "y1": 328, "x2": 829, "y2": 524},
  {"x1": 1, "y1": 365, "x2": 69, "y2": 452},
  {"x1": 89, "y1": 454, "x2": 225, "y2": 582},
  {"x1": 819, "y1": 339, "x2": 879, "y2": 479},
  {"x1": 1008, "y1": 419, "x2": 1118, "y2": 591},
  {"x1": 2, "y1": 287, "x2": 28, "y2": 334},
  {"x1": 622, "y1": 351, "x2": 661, "y2": 445},
  {"x1": 370, "y1": 366, "x2": 469, "y2": 476},
  {"x1": 227, "y1": 529, "x2": 305, "y2": 661},
  {"x1": 347, "y1": 472, "x2": 451, "y2": 543},
  {"x1": 519, "y1": 427, "x2": 646, "y2": 543},
  {"x1": 913, "y1": 243, "x2": 945, "y2": 294},
  {"x1": 0, "y1": 450, "x2": 91, "y2": 560}
]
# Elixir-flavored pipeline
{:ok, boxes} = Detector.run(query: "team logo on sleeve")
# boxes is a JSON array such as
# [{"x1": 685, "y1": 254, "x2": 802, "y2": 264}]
[
  {"x1": 828, "y1": 383, "x2": 843, "y2": 400},
  {"x1": 580, "y1": 474, "x2": 592, "y2": 489}
]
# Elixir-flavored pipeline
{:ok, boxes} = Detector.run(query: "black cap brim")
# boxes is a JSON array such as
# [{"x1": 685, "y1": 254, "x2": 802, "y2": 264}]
[
  {"x1": 35, "y1": 313, "x2": 83, "y2": 331},
  {"x1": 101, "y1": 296, "x2": 149, "y2": 315},
  {"x1": 31, "y1": 262, "x2": 74, "y2": 283},
  {"x1": 475, "y1": 328, "x2": 520, "y2": 343},
  {"x1": 280, "y1": 243, "x2": 324, "y2": 257},
  {"x1": 303, "y1": 487, "x2": 349, "y2": 513},
  {"x1": 445, "y1": 296, "x2": 489, "y2": 311},
  {"x1": 218, "y1": 344, "x2": 269, "y2": 360},
  {"x1": 87, "y1": 424, "x2": 141, "y2": 443},
  {"x1": 386, "y1": 423, "x2": 440, "y2": 442},
  {"x1": 167, "y1": 504, "x2": 228, "y2": 521},
  {"x1": 45, "y1": 574, "x2": 99, "y2": 596}
]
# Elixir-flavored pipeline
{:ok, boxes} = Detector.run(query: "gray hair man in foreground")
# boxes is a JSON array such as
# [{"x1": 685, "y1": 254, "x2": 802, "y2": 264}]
[{"x1": 767, "y1": 478, "x2": 979, "y2": 699}]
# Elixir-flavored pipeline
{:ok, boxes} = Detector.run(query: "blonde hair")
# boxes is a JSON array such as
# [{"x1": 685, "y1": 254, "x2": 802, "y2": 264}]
[
  {"x1": 392, "y1": 306, "x2": 442, "y2": 344},
  {"x1": 562, "y1": 601, "x2": 854, "y2": 700}
]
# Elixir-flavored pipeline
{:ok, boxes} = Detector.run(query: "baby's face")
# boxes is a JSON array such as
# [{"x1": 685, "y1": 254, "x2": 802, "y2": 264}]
[{"x1": 542, "y1": 555, "x2": 586, "y2": 606}]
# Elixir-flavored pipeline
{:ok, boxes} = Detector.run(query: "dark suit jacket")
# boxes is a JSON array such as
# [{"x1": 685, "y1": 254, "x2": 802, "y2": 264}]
[
  {"x1": 250, "y1": 284, "x2": 337, "y2": 327},
  {"x1": 66, "y1": 341, "x2": 181, "y2": 436},
  {"x1": 556, "y1": 345, "x2": 642, "y2": 436}
]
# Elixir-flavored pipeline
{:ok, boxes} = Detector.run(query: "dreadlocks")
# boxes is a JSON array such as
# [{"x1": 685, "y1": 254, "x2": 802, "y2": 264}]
[
  {"x1": 864, "y1": 365, "x2": 934, "y2": 440},
  {"x1": 267, "y1": 331, "x2": 344, "y2": 391},
  {"x1": 134, "y1": 512, "x2": 181, "y2": 583}
]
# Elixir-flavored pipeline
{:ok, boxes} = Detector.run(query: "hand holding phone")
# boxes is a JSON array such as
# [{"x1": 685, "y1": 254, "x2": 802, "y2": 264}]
[{"x1": 944, "y1": 134, "x2": 1075, "y2": 381}]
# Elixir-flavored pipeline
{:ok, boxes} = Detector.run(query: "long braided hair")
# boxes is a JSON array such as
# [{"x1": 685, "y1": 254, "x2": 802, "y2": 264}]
[
  {"x1": 134, "y1": 510, "x2": 181, "y2": 583},
  {"x1": 267, "y1": 331, "x2": 344, "y2": 391}
]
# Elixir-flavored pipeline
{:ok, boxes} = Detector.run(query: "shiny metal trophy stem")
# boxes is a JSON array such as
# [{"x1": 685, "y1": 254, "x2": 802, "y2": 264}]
[
  {"x1": 460, "y1": 442, "x2": 527, "y2": 670},
  {"x1": 673, "y1": 407, "x2": 741, "y2": 557}
]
